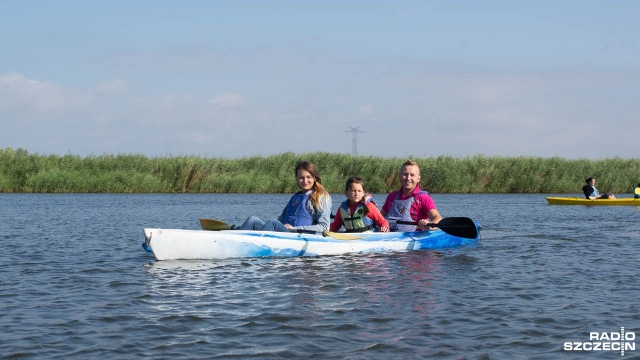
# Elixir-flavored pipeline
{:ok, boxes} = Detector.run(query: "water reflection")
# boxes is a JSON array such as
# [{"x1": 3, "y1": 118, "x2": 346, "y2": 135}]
[{"x1": 141, "y1": 251, "x2": 453, "y2": 324}]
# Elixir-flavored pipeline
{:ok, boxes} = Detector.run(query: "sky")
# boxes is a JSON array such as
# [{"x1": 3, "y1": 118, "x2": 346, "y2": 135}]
[{"x1": 1, "y1": 0, "x2": 638, "y2": 159}]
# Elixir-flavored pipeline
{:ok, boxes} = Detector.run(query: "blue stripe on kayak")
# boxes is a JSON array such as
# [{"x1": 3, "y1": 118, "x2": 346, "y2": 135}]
[
  {"x1": 406, "y1": 240, "x2": 415, "y2": 250},
  {"x1": 296, "y1": 240, "x2": 309, "y2": 256}
]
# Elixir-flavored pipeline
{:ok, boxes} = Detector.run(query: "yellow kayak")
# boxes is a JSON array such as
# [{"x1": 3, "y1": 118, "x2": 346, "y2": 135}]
[{"x1": 546, "y1": 197, "x2": 640, "y2": 206}]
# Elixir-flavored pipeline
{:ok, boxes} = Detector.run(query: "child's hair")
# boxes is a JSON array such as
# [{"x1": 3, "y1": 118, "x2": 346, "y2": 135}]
[
  {"x1": 345, "y1": 176, "x2": 369, "y2": 215},
  {"x1": 345, "y1": 176, "x2": 366, "y2": 192}
]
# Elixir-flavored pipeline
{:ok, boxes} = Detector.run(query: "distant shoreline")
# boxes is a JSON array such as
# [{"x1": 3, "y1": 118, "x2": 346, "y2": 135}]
[{"x1": 2, "y1": 148, "x2": 638, "y2": 194}]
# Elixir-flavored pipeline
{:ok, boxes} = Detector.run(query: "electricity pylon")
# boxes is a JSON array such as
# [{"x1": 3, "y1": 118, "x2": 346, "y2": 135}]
[{"x1": 345, "y1": 126, "x2": 366, "y2": 155}]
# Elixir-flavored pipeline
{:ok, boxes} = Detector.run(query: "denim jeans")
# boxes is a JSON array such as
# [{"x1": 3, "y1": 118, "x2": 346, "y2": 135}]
[{"x1": 239, "y1": 216, "x2": 290, "y2": 232}]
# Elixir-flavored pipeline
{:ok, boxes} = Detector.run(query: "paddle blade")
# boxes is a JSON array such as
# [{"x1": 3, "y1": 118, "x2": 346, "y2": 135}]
[
  {"x1": 435, "y1": 217, "x2": 478, "y2": 239},
  {"x1": 396, "y1": 217, "x2": 478, "y2": 239},
  {"x1": 322, "y1": 231, "x2": 360, "y2": 240},
  {"x1": 199, "y1": 218, "x2": 233, "y2": 231}
]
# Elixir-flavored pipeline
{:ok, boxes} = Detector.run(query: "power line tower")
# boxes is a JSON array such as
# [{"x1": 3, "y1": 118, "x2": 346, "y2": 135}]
[{"x1": 345, "y1": 126, "x2": 366, "y2": 155}]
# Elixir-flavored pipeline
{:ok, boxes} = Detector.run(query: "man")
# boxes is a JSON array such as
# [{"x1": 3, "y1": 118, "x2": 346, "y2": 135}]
[
  {"x1": 582, "y1": 177, "x2": 616, "y2": 199},
  {"x1": 381, "y1": 160, "x2": 443, "y2": 232}
]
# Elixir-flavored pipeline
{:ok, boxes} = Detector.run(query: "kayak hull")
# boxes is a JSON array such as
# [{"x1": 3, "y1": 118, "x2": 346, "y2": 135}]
[
  {"x1": 142, "y1": 226, "x2": 481, "y2": 260},
  {"x1": 546, "y1": 197, "x2": 640, "y2": 206}
]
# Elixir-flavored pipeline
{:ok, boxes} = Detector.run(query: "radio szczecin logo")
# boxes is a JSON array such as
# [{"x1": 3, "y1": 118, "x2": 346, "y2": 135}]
[{"x1": 564, "y1": 328, "x2": 636, "y2": 356}]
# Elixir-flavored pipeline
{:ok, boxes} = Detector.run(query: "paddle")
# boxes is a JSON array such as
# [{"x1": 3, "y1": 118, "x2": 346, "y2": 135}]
[
  {"x1": 199, "y1": 218, "x2": 317, "y2": 234},
  {"x1": 397, "y1": 217, "x2": 478, "y2": 239},
  {"x1": 199, "y1": 218, "x2": 234, "y2": 231},
  {"x1": 321, "y1": 231, "x2": 362, "y2": 240},
  {"x1": 322, "y1": 217, "x2": 478, "y2": 240}
]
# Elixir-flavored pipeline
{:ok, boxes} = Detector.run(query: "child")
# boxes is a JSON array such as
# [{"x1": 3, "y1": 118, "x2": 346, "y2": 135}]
[
  {"x1": 330, "y1": 177, "x2": 389, "y2": 232},
  {"x1": 635, "y1": 183, "x2": 640, "y2": 199}
]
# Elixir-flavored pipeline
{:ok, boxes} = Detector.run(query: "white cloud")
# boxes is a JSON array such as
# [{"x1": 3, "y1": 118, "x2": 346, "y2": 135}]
[
  {"x1": 358, "y1": 104, "x2": 374, "y2": 116},
  {"x1": 466, "y1": 80, "x2": 520, "y2": 105},
  {"x1": 207, "y1": 93, "x2": 247, "y2": 108},
  {"x1": 0, "y1": 72, "x2": 67, "y2": 113},
  {"x1": 92, "y1": 78, "x2": 128, "y2": 95},
  {"x1": 1, "y1": 61, "x2": 638, "y2": 159}
]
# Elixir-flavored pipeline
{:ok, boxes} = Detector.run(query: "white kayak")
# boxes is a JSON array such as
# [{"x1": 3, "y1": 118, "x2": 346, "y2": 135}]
[{"x1": 142, "y1": 217, "x2": 481, "y2": 260}]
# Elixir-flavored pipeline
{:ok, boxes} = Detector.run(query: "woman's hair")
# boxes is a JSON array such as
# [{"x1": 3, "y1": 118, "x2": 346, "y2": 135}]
[
  {"x1": 295, "y1": 161, "x2": 330, "y2": 211},
  {"x1": 345, "y1": 176, "x2": 369, "y2": 215},
  {"x1": 585, "y1": 177, "x2": 595, "y2": 184}
]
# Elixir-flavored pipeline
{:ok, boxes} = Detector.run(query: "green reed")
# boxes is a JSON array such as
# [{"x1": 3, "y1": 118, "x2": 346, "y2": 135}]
[{"x1": 1, "y1": 147, "x2": 639, "y2": 194}]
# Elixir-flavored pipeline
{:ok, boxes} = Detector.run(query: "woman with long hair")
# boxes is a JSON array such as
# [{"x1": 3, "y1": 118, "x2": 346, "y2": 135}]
[{"x1": 239, "y1": 161, "x2": 332, "y2": 232}]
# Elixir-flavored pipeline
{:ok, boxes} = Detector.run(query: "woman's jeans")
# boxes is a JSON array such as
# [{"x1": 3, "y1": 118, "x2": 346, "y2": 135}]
[{"x1": 239, "y1": 216, "x2": 290, "y2": 232}]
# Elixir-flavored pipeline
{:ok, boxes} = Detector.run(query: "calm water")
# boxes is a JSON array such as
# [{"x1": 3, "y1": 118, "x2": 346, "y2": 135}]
[{"x1": 1, "y1": 193, "x2": 639, "y2": 359}]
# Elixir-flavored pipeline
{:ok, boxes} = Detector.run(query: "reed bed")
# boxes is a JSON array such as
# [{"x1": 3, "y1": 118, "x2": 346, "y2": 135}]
[{"x1": 1, "y1": 147, "x2": 639, "y2": 195}]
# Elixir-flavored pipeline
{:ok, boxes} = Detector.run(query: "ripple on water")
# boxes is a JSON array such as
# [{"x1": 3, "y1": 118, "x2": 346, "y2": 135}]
[{"x1": 2, "y1": 193, "x2": 639, "y2": 359}]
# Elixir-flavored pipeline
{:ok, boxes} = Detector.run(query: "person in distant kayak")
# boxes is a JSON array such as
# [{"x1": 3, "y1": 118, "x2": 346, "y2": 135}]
[
  {"x1": 381, "y1": 160, "x2": 443, "y2": 232},
  {"x1": 634, "y1": 183, "x2": 640, "y2": 198},
  {"x1": 330, "y1": 176, "x2": 389, "y2": 233},
  {"x1": 582, "y1": 177, "x2": 616, "y2": 199},
  {"x1": 238, "y1": 161, "x2": 332, "y2": 232}
]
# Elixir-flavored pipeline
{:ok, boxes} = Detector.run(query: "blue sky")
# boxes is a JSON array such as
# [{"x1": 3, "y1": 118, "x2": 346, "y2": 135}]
[{"x1": 1, "y1": 1, "x2": 638, "y2": 159}]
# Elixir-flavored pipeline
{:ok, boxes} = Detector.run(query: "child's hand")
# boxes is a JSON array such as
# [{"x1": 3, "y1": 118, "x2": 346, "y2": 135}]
[{"x1": 379, "y1": 226, "x2": 389, "y2": 232}]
